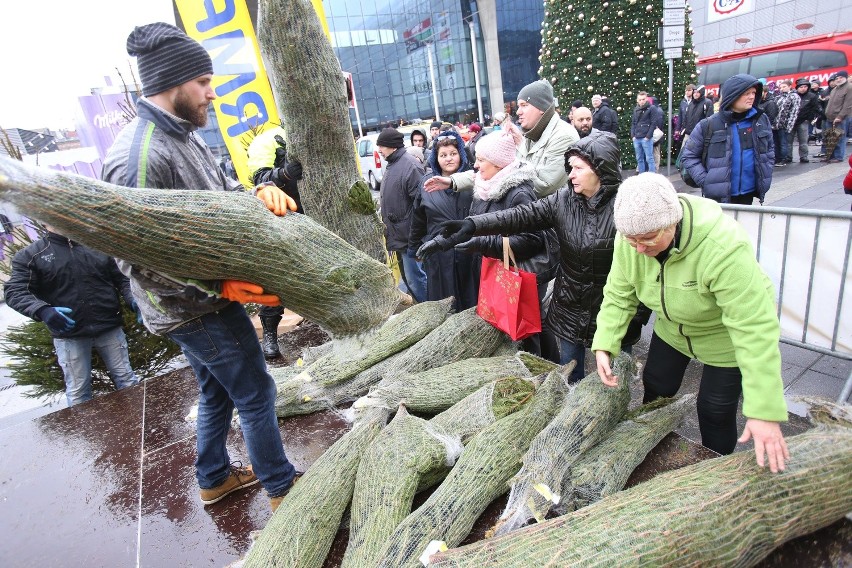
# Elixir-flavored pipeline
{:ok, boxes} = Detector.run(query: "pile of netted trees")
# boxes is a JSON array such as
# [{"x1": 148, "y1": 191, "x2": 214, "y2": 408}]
[{"x1": 243, "y1": 355, "x2": 852, "y2": 568}]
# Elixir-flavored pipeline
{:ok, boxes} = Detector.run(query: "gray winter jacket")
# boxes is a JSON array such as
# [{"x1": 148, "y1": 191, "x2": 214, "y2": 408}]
[
  {"x1": 101, "y1": 98, "x2": 242, "y2": 334},
  {"x1": 379, "y1": 147, "x2": 425, "y2": 251}
]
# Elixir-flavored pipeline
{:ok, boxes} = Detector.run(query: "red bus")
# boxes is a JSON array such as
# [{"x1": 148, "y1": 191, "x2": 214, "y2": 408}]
[{"x1": 698, "y1": 32, "x2": 852, "y2": 97}]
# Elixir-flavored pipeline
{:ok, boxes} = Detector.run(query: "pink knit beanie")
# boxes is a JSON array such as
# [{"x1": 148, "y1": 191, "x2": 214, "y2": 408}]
[{"x1": 475, "y1": 131, "x2": 518, "y2": 168}]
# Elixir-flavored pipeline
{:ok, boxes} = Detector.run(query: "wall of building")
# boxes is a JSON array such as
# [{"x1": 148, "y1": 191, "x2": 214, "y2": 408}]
[{"x1": 690, "y1": 0, "x2": 852, "y2": 58}]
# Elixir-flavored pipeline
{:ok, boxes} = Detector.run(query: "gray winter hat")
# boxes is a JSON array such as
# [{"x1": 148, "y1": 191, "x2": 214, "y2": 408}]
[
  {"x1": 517, "y1": 80, "x2": 555, "y2": 112},
  {"x1": 614, "y1": 173, "x2": 683, "y2": 236},
  {"x1": 127, "y1": 22, "x2": 214, "y2": 97}
]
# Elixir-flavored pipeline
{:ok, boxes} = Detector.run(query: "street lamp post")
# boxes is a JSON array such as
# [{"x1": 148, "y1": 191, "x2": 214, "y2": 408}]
[
  {"x1": 426, "y1": 41, "x2": 441, "y2": 122},
  {"x1": 467, "y1": 16, "x2": 484, "y2": 124}
]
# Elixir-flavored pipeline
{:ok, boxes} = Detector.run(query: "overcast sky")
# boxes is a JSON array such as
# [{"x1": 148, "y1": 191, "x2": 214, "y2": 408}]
[{"x1": 0, "y1": 1, "x2": 176, "y2": 131}]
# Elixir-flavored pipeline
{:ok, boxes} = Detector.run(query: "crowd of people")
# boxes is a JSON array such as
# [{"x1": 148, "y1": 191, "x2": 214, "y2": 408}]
[{"x1": 17, "y1": 22, "x2": 849, "y2": 516}]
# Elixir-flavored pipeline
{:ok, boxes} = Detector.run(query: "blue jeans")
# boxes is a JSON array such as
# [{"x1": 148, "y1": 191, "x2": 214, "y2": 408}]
[
  {"x1": 167, "y1": 302, "x2": 296, "y2": 497},
  {"x1": 53, "y1": 326, "x2": 138, "y2": 407},
  {"x1": 830, "y1": 117, "x2": 849, "y2": 161},
  {"x1": 772, "y1": 129, "x2": 788, "y2": 163},
  {"x1": 559, "y1": 338, "x2": 634, "y2": 384},
  {"x1": 632, "y1": 137, "x2": 655, "y2": 172},
  {"x1": 559, "y1": 339, "x2": 586, "y2": 383},
  {"x1": 399, "y1": 250, "x2": 427, "y2": 303}
]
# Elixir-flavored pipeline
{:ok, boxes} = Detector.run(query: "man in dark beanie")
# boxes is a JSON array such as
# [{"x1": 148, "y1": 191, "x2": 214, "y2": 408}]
[
  {"x1": 102, "y1": 22, "x2": 301, "y2": 512},
  {"x1": 375, "y1": 127, "x2": 426, "y2": 302},
  {"x1": 429, "y1": 79, "x2": 578, "y2": 199}
]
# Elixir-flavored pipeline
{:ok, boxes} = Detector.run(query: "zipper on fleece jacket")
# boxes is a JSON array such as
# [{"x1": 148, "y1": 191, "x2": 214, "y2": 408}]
[{"x1": 657, "y1": 259, "x2": 698, "y2": 359}]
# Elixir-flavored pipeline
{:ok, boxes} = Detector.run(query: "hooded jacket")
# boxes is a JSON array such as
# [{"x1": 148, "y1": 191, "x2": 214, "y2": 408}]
[
  {"x1": 467, "y1": 131, "x2": 623, "y2": 344},
  {"x1": 592, "y1": 99, "x2": 619, "y2": 135},
  {"x1": 379, "y1": 146, "x2": 426, "y2": 251},
  {"x1": 592, "y1": 194, "x2": 787, "y2": 423},
  {"x1": 4, "y1": 232, "x2": 134, "y2": 339},
  {"x1": 101, "y1": 97, "x2": 240, "y2": 334},
  {"x1": 409, "y1": 130, "x2": 476, "y2": 309},
  {"x1": 681, "y1": 74, "x2": 774, "y2": 203},
  {"x1": 682, "y1": 86, "x2": 714, "y2": 135}
]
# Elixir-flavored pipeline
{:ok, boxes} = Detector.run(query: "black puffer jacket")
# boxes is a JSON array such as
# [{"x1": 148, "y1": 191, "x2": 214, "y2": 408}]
[
  {"x1": 4, "y1": 232, "x2": 133, "y2": 339},
  {"x1": 471, "y1": 131, "x2": 622, "y2": 344}
]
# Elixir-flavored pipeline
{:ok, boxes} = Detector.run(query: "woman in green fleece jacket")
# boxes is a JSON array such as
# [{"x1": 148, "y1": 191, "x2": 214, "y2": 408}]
[{"x1": 592, "y1": 173, "x2": 789, "y2": 472}]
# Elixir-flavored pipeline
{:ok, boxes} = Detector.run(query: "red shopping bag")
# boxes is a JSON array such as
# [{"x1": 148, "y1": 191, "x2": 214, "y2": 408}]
[{"x1": 476, "y1": 238, "x2": 542, "y2": 341}]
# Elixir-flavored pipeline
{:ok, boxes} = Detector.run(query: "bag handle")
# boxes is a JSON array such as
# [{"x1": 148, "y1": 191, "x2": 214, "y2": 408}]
[{"x1": 502, "y1": 237, "x2": 517, "y2": 270}]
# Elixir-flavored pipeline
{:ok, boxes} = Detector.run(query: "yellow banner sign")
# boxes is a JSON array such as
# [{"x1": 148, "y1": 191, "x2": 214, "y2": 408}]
[{"x1": 174, "y1": 0, "x2": 282, "y2": 186}]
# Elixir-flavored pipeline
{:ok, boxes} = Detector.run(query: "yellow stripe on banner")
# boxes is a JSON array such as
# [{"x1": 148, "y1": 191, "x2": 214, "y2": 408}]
[
  {"x1": 311, "y1": 0, "x2": 331, "y2": 37},
  {"x1": 175, "y1": 0, "x2": 284, "y2": 188}
]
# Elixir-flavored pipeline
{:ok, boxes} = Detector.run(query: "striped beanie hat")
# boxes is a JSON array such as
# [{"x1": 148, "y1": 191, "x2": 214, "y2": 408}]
[{"x1": 127, "y1": 22, "x2": 213, "y2": 96}]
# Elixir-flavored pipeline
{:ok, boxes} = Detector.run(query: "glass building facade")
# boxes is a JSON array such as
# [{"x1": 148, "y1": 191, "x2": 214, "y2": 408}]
[
  {"x1": 494, "y1": 0, "x2": 544, "y2": 106},
  {"x1": 325, "y1": 0, "x2": 488, "y2": 131}
]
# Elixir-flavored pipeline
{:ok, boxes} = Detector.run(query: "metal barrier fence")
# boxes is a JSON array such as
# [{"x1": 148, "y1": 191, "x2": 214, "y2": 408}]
[{"x1": 721, "y1": 203, "x2": 852, "y2": 403}]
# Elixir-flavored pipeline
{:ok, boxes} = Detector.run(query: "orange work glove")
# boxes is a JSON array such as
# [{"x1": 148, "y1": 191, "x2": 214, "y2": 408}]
[
  {"x1": 255, "y1": 184, "x2": 298, "y2": 216},
  {"x1": 221, "y1": 280, "x2": 281, "y2": 306}
]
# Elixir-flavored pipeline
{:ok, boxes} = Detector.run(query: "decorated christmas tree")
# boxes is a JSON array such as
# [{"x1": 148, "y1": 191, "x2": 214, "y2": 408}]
[{"x1": 539, "y1": 0, "x2": 699, "y2": 168}]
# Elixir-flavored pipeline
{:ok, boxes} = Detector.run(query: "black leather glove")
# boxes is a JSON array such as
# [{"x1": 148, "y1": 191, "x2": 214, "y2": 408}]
[
  {"x1": 454, "y1": 238, "x2": 480, "y2": 254},
  {"x1": 277, "y1": 160, "x2": 303, "y2": 182},
  {"x1": 438, "y1": 218, "x2": 476, "y2": 239},
  {"x1": 38, "y1": 306, "x2": 76, "y2": 334},
  {"x1": 416, "y1": 238, "x2": 446, "y2": 262}
]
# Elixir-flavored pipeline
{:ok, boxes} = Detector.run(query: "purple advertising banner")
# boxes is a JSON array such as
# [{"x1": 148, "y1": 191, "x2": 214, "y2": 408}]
[{"x1": 75, "y1": 94, "x2": 129, "y2": 160}]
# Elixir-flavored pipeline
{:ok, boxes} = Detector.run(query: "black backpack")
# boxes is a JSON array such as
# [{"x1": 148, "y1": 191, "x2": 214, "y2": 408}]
[{"x1": 679, "y1": 115, "x2": 721, "y2": 189}]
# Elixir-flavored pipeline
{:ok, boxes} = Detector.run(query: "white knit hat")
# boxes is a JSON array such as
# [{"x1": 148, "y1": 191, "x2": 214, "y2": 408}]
[
  {"x1": 614, "y1": 173, "x2": 683, "y2": 235},
  {"x1": 475, "y1": 131, "x2": 518, "y2": 168}
]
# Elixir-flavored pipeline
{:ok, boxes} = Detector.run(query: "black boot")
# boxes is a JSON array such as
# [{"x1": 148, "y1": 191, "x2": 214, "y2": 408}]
[{"x1": 259, "y1": 316, "x2": 282, "y2": 359}]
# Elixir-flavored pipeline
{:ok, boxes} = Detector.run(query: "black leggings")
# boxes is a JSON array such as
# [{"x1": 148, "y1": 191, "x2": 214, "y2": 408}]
[{"x1": 642, "y1": 332, "x2": 743, "y2": 455}]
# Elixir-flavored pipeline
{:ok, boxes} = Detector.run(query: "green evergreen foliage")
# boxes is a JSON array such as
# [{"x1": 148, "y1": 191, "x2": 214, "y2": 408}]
[
  {"x1": 539, "y1": 0, "x2": 699, "y2": 168},
  {"x1": 0, "y1": 225, "x2": 182, "y2": 400}
]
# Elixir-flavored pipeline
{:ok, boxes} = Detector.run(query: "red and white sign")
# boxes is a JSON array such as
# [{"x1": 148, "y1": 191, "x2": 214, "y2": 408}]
[{"x1": 707, "y1": 0, "x2": 754, "y2": 23}]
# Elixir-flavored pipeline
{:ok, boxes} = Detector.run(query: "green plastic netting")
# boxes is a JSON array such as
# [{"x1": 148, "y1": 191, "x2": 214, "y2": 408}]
[
  {"x1": 0, "y1": 156, "x2": 398, "y2": 338},
  {"x1": 567, "y1": 394, "x2": 695, "y2": 511},
  {"x1": 293, "y1": 298, "x2": 454, "y2": 388},
  {"x1": 273, "y1": 307, "x2": 510, "y2": 417},
  {"x1": 257, "y1": 0, "x2": 387, "y2": 262},
  {"x1": 492, "y1": 353, "x2": 636, "y2": 535},
  {"x1": 242, "y1": 407, "x2": 386, "y2": 568},
  {"x1": 429, "y1": 412, "x2": 852, "y2": 567},
  {"x1": 345, "y1": 354, "x2": 537, "y2": 423},
  {"x1": 343, "y1": 376, "x2": 538, "y2": 568},
  {"x1": 373, "y1": 367, "x2": 572, "y2": 568}
]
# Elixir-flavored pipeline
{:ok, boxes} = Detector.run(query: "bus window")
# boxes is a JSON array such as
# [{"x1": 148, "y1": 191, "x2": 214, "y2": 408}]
[
  {"x1": 749, "y1": 51, "x2": 801, "y2": 78},
  {"x1": 701, "y1": 58, "x2": 749, "y2": 85},
  {"x1": 800, "y1": 50, "x2": 847, "y2": 72}
]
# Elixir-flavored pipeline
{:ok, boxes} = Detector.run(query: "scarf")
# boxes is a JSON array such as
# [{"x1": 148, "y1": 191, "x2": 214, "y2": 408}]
[
  {"x1": 474, "y1": 160, "x2": 522, "y2": 201},
  {"x1": 523, "y1": 104, "x2": 555, "y2": 142}
]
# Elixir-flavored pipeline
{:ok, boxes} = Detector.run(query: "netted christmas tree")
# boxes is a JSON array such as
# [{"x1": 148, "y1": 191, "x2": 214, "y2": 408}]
[{"x1": 539, "y1": 0, "x2": 699, "y2": 168}]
